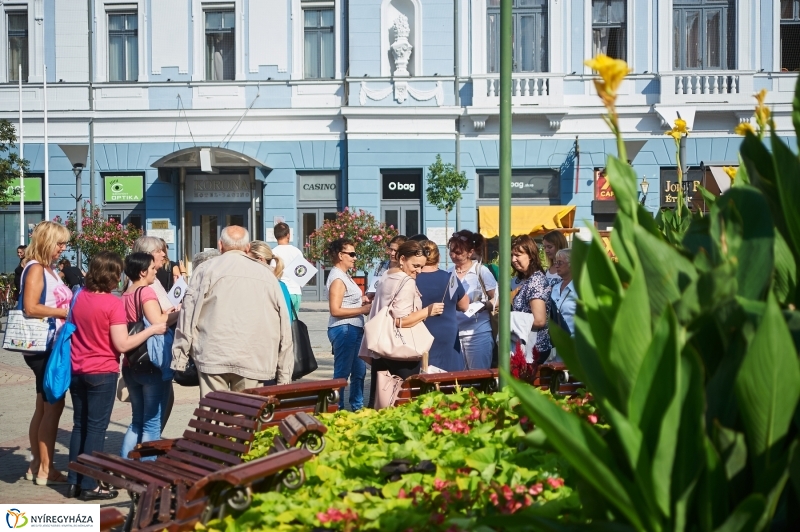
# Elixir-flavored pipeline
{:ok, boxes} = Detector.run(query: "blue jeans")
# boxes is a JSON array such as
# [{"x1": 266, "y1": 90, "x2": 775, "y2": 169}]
[
  {"x1": 328, "y1": 324, "x2": 366, "y2": 411},
  {"x1": 67, "y1": 372, "x2": 117, "y2": 490},
  {"x1": 120, "y1": 366, "x2": 171, "y2": 461}
]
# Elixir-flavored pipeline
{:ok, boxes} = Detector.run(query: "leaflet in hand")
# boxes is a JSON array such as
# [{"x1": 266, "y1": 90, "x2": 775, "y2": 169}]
[
  {"x1": 463, "y1": 302, "x2": 485, "y2": 318},
  {"x1": 447, "y1": 270, "x2": 459, "y2": 300},
  {"x1": 167, "y1": 277, "x2": 189, "y2": 307},
  {"x1": 285, "y1": 254, "x2": 319, "y2": 288}
]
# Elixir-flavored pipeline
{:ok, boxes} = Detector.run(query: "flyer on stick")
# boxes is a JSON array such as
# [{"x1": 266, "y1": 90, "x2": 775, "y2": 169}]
[
  {"x1": 167, "y1": 277, "x2": 189, "y2": 307},
  {"x1": 285, "y1": 254, "x2": 319, "y2": 288}
]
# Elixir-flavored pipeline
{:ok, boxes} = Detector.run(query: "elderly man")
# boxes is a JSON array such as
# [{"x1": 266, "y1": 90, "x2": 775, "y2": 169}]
[{"x1": 172, "y1": 226, "x2": 294, "y2": 397}]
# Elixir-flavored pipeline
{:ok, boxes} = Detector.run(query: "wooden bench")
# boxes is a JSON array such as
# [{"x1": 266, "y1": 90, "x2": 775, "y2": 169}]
[
  {"x1": 535, "y1": 362, "x2": 584, "y2": 396},
  {"x1": 269, "y1": 411, "x2": 328, "y2": 455},
  {"x1": 100, "y1": 508, "x2": 125, "y2": 531},
  {"x1": 393, "y1": 369, "x2": 499, "y2": 406},
  {"x1": 69, "y1": 391, "x2": 322, "y2": 532},
  {"x1": 244, "y1": 379, "x2": 346, "y2": 426}
]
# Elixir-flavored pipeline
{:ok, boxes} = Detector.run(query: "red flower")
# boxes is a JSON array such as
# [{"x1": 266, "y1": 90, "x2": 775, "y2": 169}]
[
  {"x1": 546, "y1": 477, "x2": 564, "y2": 489},
  {"x1": 587, "y1": 414, "x2": 598, "y2": 424}
]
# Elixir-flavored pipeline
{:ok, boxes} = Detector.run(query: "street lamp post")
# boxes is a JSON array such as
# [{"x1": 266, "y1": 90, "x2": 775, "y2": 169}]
[
  {"x1": 640, "y1": 175, "x2": 649, "y2": 205},
  {"x1": 72, "y1": 163, "x2": 84, "y2": 267}
]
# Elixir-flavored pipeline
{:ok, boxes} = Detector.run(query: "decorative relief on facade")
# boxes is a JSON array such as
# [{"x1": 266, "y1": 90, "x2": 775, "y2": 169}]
[
  {"x1": 391, "y1": 14, "x2": 413, "y2": 77},
  {"x1": 359, "y1": 81, "x2": 444, "y2": 106}
]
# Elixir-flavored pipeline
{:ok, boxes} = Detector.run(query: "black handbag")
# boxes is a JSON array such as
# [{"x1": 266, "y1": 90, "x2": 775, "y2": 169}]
[
  {"x1": 290, "y1": 305, "x2": 318, "y2": 381},
  {"x1": 125, "y1": 288, "x2": 157, "y2": 373},
  {"x1": 174, "y1": 356, "x2": 199, "y2": 387}
]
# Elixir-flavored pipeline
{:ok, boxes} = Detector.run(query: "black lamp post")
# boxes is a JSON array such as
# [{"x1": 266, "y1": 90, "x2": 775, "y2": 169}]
[{"x1": 72, "y1": 163, "x2": 84, "y2": 266}]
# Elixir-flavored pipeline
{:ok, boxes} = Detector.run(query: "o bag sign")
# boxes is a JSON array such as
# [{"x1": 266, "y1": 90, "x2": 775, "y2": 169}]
[{"x1": 382, "y1": 173, "x2": 421, "y2": 200}]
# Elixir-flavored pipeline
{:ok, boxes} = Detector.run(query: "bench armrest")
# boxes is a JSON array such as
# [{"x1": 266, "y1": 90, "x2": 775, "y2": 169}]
[{"x1": 206, "y1": 448, "x2": 312, "y2": 488}]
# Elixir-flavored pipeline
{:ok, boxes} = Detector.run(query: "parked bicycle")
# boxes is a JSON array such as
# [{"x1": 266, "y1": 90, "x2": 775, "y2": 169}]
[{"x1": 0, "y1": 273, "x2": 16, "y2": 318}]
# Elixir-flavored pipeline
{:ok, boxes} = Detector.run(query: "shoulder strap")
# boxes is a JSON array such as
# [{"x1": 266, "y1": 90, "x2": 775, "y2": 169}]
[
  {"x1": 66, "y1": 288, "x2": 82, "y2": 324},
  {"x1": 134, "y1": 287, "x2": 145, "y2": 322},
  {"x1": 475, "y1": 262, "x2": 489, "y2": 301}
]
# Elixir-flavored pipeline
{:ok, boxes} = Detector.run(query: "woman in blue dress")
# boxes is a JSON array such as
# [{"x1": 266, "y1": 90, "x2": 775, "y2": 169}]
[{"x1": 415, "y1": 240, "x2": 469, "y2": 371}]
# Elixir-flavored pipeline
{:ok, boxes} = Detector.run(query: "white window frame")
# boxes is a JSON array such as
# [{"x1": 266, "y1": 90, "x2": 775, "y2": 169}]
[
  {"x1": 0, "y1": 2, "x2": 33, "y2": 84},
  {"x1": 472, "y1": 0, "x2": 562, "y2": 76},
  {"x1": 292, "y1": 0, "x2": 342, "y2": 80},
  {"x1": 583, "y1": 0, "x2": 635, "y2": 74},
  {"x1": 658, "y1": 0, "x2": 751, "y2": 72},
  {"x1": 192, "y1": 0, "x2": 243, "y2": 81},
  {"x1": 95, "y1": 1, "x2": 146, "y2": 83}
]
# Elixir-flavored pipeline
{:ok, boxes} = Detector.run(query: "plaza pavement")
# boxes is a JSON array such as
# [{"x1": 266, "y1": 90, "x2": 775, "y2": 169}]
[{"x1": 0, "y1": 301, "x2": 369, "y2": 508}]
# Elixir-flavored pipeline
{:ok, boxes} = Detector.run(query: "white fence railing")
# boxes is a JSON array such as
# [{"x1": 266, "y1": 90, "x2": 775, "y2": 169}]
[
  {"x1": 472, "y1": 73, "x2": 564, "y2": 107},
  {"x1": 660, "y1": 71, "x2": 755, "y2": 104}
]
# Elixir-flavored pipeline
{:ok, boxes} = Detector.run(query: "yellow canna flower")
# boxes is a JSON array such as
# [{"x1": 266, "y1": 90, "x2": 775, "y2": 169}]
[
  {"x1": 755, "y1": 89, "x2": 767, "y2": 106},
  {"x1": 584, "y1": 54, "x2": 631, "y2": 106},
  {"x1": 665, "y1": 129, "x2": 682, "y2": 141},
  {"x1": 734, "y1": 122, "x2": 757, "y2": 136},
  {"x1": 723, "y1": 166, "x2": 737, "y2": 179},
  {"x1": 673, "y1": 118, "x2": 689, "y2": 135}
]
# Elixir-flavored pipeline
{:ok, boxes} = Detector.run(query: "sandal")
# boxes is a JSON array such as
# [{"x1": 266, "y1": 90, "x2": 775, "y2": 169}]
[{"x1": 34, "y1": 472, "x2": 70, "y2": 486}]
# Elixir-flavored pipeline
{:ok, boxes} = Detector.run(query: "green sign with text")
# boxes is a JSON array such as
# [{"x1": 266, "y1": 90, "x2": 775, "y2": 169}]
[
  {"x1": 105, "y1": 175, "x2": 144, "y2": 203},
  {"x1": 5, "y1": 177, "x2": 43, "y2": 202}
]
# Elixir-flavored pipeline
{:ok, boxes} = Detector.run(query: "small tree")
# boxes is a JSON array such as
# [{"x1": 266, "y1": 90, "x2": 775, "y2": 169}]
[
  {"x1": 425, "y1": 154, "x2": 467, "y2": 266},
  {"x1": 0, "y1": 120, "x2": 29, "y2": 207}
]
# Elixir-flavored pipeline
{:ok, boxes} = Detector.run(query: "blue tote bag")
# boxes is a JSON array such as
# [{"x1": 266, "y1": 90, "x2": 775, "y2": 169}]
[{"x1": 43, "y1": 288, "x2": 81, "y2": 404}]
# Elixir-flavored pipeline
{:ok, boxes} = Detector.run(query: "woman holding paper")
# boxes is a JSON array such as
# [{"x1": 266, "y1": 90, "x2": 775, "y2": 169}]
[
  {"x1": 416, "y1": 240, "x2": 469, "y2": 371},
  {"x1": 510, "y1": 235, "x2": 552, "y2": 363},
  {"x1": 119, "y1": 253, "x2": 178, "y2": 463},
  {"x1": 448, "y1": 230, "x2": 497, "y2": 370}
]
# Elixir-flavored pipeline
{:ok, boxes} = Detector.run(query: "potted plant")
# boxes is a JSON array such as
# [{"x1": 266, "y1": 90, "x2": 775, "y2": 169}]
[
  {"x1": 54, "y1": 201, "x2": 143, "y2": 268},
  {"x1": 305, "y1": 208, "x2": 397, "y2": 292}
]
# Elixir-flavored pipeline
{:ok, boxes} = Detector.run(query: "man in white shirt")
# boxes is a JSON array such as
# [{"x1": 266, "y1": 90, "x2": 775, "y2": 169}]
[{"x1": 272, "y1": 222, "x2": 303, "y2": 313}]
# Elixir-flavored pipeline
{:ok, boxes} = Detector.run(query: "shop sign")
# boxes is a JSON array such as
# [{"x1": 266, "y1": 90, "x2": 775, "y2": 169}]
[
  {"x1": 594, "y1": 169, "x2": 615, "y2": 201},
  {"x1": 660, "y1": 168, "x2": 701, "y2": 208},
  {"x1": 298, "y1": 175, "x2": 338, "y2": 202},
  {"x1": 382, "y1": 173, "x2": 421, "y2": 200},
  {"x1": 5, "y1": 177, "x2": 42, "y2": 202},
  {"x1": 478, "y1": 170, "x2": 559, "y2": 199},
  {"x1": 105, "y1": 175, "x2": 144, "y2": 203},
  {"x1": 185, "y1": 174, "x2": 251, "y2": 203}
]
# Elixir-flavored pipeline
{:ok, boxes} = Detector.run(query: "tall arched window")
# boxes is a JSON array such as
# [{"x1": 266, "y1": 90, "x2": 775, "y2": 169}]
[
  {"x1": 673, "y1": 0, "x2": 735, "y2": 70},
  {"x1": 487, "y1": 0, "x2": 548, "y2": 74}
]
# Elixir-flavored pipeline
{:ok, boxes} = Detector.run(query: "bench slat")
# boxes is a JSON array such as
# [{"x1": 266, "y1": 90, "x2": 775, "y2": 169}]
[
  {"x1": 245, "y1": 379, "x2": 347, "y2": 399},
  {"x1": 87, "y1": 453, "x2": 186, "y2": 485},
  {"x1": 198, "y1": 397, "x2": 262, "y2": 417},
  {"x1": 175, "y1": 439, "x2": 242, "y2": 466},
  {"x1": 68, "y1": 462, "x2": 148, "y2": 495},
  {"x1": 156, "y1": 455, "x2": 217, "y2": 478},
  {"x1": 192, "y1": 408, "x2": 258, "y2": 430},
  {"x1": 204, "y1": 390, "x2": 277, "y2": 410},
  {"x1": 187, "y1": 419, "x2": 254, "y2": 442},
  {"x1": 80, "y1": 453, "x2": 169, "y2": 487},
  {"x1": 182, "y1": 429, "x2": 250, "y2": 454},
  {"x1": 166, "y1": 448, "x2": 226, "y2": 472}
]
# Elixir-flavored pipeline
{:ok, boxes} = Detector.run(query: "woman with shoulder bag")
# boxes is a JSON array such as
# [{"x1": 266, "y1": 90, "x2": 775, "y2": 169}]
[
  {"x1": 448, "y1": 230, "x2": 497, "y2": 369},
  {"x1": 363, "y1": 240, "x2": 444, "y2": 408},
  {"x1": 17, "y1": 222, "x2": 73, "y2": 487},
  {"x1": 119, "y1": 253, "x2": 179, "y2": 462},
  {"x1": 66, "y1": 252, "x2": 167, "y2": 500}
]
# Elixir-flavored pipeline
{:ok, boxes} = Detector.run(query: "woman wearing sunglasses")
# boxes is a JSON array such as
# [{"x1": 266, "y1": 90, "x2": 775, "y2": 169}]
[
  {"x1": 363, "y1": 240, "x2": 445, "y2": 408},
  {"x1": 327, "y1": 239, "x2": 372, "y2": 410}
]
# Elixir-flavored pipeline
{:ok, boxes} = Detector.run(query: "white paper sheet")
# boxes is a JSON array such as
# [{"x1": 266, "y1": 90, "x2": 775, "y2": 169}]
[
  {"x1": 284, "y1": 254, "x2": 318, "y2": 288},
  {"x1": 463, "y1": 301, "x2": 485, "y2": 318},
  {"x1": 167, "y1": 277, "x2": 189, "y2": 307},
  {"x1": 447, "y1": 269, "x2": 459, "y2": 300}
]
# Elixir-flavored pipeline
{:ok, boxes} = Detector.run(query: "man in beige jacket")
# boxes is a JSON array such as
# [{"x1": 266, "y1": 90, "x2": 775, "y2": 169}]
[{"x1": 172, "y1": 225, "x2": 294, "y2": 397}]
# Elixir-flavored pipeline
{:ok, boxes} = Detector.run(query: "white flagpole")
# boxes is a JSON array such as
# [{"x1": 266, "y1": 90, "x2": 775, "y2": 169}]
[
  {"x1": 19, "y1": 64, "x2": 25, "y2": 245},
  {"x1": 43, "y1": 63, "x2": 49, "y2": 221}
]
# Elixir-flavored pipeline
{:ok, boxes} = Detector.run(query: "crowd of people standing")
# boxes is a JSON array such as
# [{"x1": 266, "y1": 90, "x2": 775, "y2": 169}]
[{"x1": 10, "y1": 216, "x2": 577, "y2": 500}]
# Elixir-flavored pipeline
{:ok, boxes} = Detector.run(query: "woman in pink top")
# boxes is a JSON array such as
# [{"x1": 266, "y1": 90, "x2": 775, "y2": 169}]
[
  {"x1": 20, "y1": 221, "x2": 73, "y2": 487},
  {"x1": 66, "y1": 252, "x2": 166, "y2": 500},
  {"x1": 119, "y1": 252, "x2": 179, "y2": 462}
]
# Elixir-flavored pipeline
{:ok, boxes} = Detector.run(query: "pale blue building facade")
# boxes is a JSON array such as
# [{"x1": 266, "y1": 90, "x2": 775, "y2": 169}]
[{"x1": 1, "y1": 0, "x2": 798, "y2": 299}]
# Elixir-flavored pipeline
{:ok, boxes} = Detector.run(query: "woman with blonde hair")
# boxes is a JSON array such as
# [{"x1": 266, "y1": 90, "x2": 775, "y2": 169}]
[
  {"x1": 542, "y1": 230, "x2": 568, "y2": 286},
  {"x1": 19, "y1": 221, "x2": 74, "y2": 486},
  {"x1": 249, "y1": 241, "x2": 293, "y2": 322}
]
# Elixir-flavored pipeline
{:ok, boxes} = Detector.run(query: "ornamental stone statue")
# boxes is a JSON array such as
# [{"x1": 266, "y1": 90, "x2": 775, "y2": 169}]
[{"x1": 391, "y1": 14, "x2": 412, "y2": 77}]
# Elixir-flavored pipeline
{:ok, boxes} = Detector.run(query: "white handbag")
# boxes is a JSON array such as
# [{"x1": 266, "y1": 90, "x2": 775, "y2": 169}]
[
  {"x1": 364, "y1": 277, "x2": 434, "y2": 361},
  {"x1": 2, "y1": 268, "x2": 55, "y2": 353}
]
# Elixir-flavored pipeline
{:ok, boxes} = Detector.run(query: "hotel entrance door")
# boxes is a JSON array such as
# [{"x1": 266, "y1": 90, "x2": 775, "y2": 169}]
[{"x1": 189, "y1": 205, "x2": 250, "y2": 260}]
